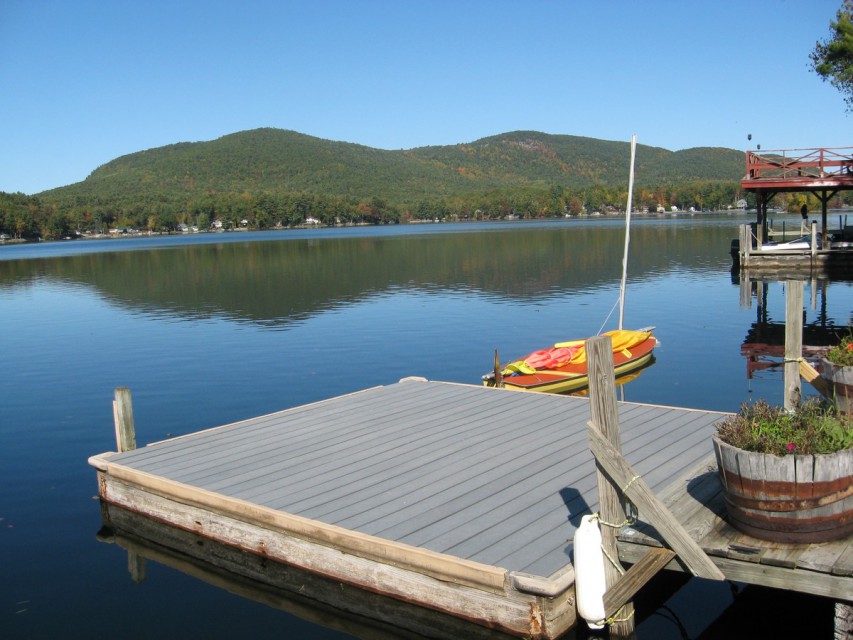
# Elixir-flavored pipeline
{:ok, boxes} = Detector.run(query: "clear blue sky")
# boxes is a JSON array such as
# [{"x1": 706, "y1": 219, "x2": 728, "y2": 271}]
[{"x1": 1, "y1": 0, "x2": 849, "y2": 194}]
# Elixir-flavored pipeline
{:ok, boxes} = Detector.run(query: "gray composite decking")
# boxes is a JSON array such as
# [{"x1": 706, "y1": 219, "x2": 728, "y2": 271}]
[{"x1": 100, "y1": 378, "x2": 727, "y2": 579}]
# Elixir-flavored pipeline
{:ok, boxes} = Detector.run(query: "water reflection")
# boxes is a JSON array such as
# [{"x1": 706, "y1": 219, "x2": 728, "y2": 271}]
[
  {"x1": 739, "y1": 276, "x2": 851, "y2": 384},
  {"x1": 3, "y1": 216, "x2": 849, "y2": 640},
  {"x1": 0, "y1": 221, "x2": 740, "y2": 329},
  {"x1": 98, "y1": 503, "x2": 526, "y2": 640}
]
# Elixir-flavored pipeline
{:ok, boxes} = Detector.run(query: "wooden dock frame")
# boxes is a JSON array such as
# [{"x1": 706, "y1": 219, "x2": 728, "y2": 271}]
[
  {"x1": 95, "y1": 385, "x2": 596, "y2": 639},
  {"x1": 96, "y1": 501, "x2": 549, "y2": 640},
  {"x1": 91, "y1": 456, "x2": 579, "y2": 639},
  {"x1": 734, "y1": 222, "x2": 853, "y2": 278},
  {"x1": 584, "y1": 337, "x2": 725, "y2": 638},
  {"x1": 92, "y1": 352, "x2": 851, "y2": 638},
  {"x1": 597, "y1": 301, "x2": 853, "y2": 640}
]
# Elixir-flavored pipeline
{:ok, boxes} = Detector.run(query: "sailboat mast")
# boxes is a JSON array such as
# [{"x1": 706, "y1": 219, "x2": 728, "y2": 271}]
[{"x1": 618, "y1": 134, "x2": 637, "y2": 330}]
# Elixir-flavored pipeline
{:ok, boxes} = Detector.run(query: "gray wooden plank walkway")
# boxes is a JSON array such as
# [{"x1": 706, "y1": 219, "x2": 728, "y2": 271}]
[{"x1": 99, "y1": 378, "x2": 727, "y2": 579}]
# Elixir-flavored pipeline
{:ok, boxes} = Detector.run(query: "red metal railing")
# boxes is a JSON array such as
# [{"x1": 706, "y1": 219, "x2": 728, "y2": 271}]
[{"x1": 745, "y1": 147, "x2": 853, "y2": 180}]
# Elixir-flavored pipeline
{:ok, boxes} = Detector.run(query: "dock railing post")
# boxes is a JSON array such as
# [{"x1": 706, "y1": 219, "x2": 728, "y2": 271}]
[
  {"x1": 586, "y1": 336, "x2": 636, "y2": 639},
  {"x1": 784, "y1": 281, "x2": 804, "y2": 412},
  {"x1": 113, "y1": 387, "x2": 137, "y2": 453}
]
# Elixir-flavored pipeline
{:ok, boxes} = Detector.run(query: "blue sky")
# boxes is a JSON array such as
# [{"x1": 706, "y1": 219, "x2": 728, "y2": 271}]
[{"x1": 1, "y1": 0, "x2": 849, "y2": 194}]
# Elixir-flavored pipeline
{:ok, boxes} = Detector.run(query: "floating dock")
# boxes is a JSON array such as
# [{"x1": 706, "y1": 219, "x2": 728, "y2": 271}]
[
  {"x1": 90, "y1": 377, "x2": 852, "y2": 637},
  {"x1": 90, "y1": 378, "x2": 727, "y2": 638}
]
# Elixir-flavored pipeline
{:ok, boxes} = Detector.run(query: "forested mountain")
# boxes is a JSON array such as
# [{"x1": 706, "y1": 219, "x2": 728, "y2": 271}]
[
  {"x1": 3, "y1": 128, "x2": 751, "y2": 239},
  {"x1": 48, "y1": 128, "x2": 745, "y2": 200}
]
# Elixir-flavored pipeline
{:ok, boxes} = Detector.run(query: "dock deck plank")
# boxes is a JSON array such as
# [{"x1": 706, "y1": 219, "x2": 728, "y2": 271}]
[
  {"x1": 97, "y1": 379, "x2": 726, "y2": 578},
  {"x1": 93, "y1": 378, "x2": 853, "y2": 634}
]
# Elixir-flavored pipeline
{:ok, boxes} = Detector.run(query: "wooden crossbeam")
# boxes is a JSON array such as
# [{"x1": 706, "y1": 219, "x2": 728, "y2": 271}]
[
  {"x1": 586, "y1": 422, "x2": 726, "y2": 581},
  {"x1": 800, "y1": 359, "x2": 831, "y2": 398},
  {"x1": 603, "y1": 547, "x2": 676, "y2": 618}
]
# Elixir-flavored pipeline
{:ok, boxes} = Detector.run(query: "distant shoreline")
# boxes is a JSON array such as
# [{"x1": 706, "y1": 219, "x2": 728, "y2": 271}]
[{"x1": 0, "y1": 209, "x2": 774, "y2": 248}]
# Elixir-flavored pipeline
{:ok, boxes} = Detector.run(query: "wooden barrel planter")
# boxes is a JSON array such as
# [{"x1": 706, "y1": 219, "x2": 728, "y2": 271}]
[
  {"x1": 820, "y1": 360, "x2": 853, "y2": 415},
  {"x1": 712, "y1": 437, "x2": 853, "y2": 543}
]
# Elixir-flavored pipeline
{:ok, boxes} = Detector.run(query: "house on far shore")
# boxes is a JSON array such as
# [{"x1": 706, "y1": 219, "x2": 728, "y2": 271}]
[
  {"x1": 211, "y1": 219, "x2": 223, "y2": 229},
  {"x1": 735, "y1": 199, "x2": 748, "y2": 210}
]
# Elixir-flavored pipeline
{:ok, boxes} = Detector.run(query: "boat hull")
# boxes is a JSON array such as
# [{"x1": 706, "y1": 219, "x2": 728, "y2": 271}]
[{"x1": 483, "y1": 335, "x2": 656, "y2": 394}]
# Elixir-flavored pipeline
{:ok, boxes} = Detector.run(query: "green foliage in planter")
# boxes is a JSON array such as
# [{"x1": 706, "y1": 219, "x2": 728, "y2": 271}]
[
  {"x1": 826, "y1": 328, "x2": 853, "y2": 366},
  {"x1": 716, "y1": 398, "x2": 853, "y2": 456}
]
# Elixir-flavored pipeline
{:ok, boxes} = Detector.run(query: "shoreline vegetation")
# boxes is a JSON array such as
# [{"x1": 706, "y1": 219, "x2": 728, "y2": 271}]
[
  {"x1": 3, "y1": 128, "x2": 851, "y2": 242},
  {"x1": 0, "y1": 208, "x2": 765, "y2": 247}
]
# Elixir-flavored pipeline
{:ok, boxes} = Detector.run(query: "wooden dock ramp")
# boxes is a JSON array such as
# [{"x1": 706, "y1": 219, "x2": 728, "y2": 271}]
[{"x1": 90, "y1": 378, "x2": 727, "y2": 638}]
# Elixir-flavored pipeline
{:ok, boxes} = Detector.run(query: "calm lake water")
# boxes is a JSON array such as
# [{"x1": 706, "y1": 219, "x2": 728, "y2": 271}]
[{"x1": 1, "y1": 216, "x2": 850, "y2": 639}]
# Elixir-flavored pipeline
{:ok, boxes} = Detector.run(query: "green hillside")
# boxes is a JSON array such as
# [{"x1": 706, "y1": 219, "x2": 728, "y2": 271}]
[
  {"x1": 3, "y1": 128, "x2": 748, "y2": 238},
  {"x1": 46, "y1": 128, "x2": 744, "y2": 201}
]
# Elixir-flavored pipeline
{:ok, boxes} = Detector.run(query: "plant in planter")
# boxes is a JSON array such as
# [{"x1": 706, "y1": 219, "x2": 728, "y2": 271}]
[
  {"x1": 822, "y1": 329, "x2": 853, "y2": 414},
  {"x1": 826, "y1": 331, "x2": 853, "y2": 367},
  {"x1": 713, "y1": 398, "x2": 853, "y2": 543}
]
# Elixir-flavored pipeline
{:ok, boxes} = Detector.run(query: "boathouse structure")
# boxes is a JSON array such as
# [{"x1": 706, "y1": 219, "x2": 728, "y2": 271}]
[{"x1": 735, "y1": 146, "x2": 853, "y2": 275}]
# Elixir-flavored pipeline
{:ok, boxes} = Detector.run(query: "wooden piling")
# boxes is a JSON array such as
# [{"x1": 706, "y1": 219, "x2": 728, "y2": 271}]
[
  {"x1": 738, "y1": 224, "x2": 752, "y2": 268},
  {"x1": 811, "y1": 221, "x2": 818, "y2": 259},
  {"x1": 586, "y1": 336, "x2": 635, "y2": 639},
  {"x1": 836, "y1": 602, "x2": 853, "y2": 640},
  {"x1": 586, "y1": 337, "x2": 725, "y2": 637},
  {"x1": 784, "y1": 280, "x2": 804, "y2": 411},
  {"x1": 113, "y1": 387, "x2": 136, "y2": 453}
]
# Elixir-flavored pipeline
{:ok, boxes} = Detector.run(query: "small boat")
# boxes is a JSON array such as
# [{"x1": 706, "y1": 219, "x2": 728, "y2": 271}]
[
  {"x1": 485, "y1": 137, "x2": 656, "y2": 395},
  {"x1": 761, "y1": 234, "x2": 822, "y2": 251},
  {"x1": 482, "y1": 328, "x2": 656, "y2": 394}
]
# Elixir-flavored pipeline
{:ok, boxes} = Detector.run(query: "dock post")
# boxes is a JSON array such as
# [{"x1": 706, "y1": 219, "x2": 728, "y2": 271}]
[
  {"x1": 836, "y1": 602, "x2": 853, "y2": 640},
  {"x1": 113, "y1": 387, "x2": 137, "y2": 452},
  {"x1": 784, "y1": 281, "x2": 804, "y2": 412},
  {"x1": 586, "y1": 335, "x2": 636, "y2": 639},
  {"x1": 738, "y1": 224, "x2": 751, "y2": 268},
  {"x1": 811, "y1": 221, "x2": 818, "y2": 258}
]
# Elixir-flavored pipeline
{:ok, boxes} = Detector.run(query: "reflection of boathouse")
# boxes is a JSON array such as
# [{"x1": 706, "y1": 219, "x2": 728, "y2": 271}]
[
  {"x1": 734, "y1": 147, "x2": 853, "y2": 276},
  {"x1": 738, "y1": 275, "x2": 848, "y2": 381}
]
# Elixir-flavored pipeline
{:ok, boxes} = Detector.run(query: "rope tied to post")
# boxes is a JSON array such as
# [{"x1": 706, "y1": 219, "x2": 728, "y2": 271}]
[
  {"x1": 591, "y1": 473, "x2": 640, "y2": 529},
  {"x1": 593, "y1": 605, "x2": 636, "y2": 628}
]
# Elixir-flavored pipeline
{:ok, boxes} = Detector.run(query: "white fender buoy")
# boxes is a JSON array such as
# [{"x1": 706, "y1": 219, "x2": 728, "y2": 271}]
[{"x1": 573, "y1": 515, "x2": 607, "y2": 629}]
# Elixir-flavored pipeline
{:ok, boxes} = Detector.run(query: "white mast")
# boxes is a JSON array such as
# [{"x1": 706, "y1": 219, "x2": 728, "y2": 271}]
[{"x1": 618, "y1": 134, "x2": 637, "y2": 330}]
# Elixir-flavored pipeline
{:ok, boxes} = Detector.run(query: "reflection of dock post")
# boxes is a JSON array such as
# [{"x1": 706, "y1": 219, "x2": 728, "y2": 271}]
[
  {"x1": 128, "y1": 550, "x2": 146, "y2": 584},
  {"x1": 784, "y1": 281, "x2": 804, "y2": 411},
  {"x1": 113, "y1": 387, "x2": 137, "y2": 453},
  {"x1": 586, "y1": 336, "x2": 635, "y2": 639}
]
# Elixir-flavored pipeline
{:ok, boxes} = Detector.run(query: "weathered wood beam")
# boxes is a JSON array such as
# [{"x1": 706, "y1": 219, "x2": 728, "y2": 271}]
[
  {"x1": 586, "y1": 424, "x2": 726, "y2": 581},
  {"x1": 602, "y1": 547, "x2": 676, "y2": 619},
  {"x1": 113, "y1": 387, "x2": 136, "y2": 453},
  {"x1": 800, "y1": 359, "x2": 832, "y2": 398},
  {"x1": 784, "y1": 280, "x2": 804, "y2": 411},
  {"x1": 586, "y1": 335, "x2": 635, "y2": 639}
]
